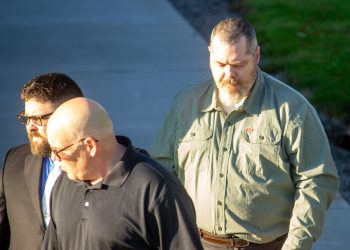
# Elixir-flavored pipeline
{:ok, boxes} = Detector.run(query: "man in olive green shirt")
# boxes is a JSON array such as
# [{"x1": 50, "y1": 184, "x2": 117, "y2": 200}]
[{"x1": 150, "y1": 17, "x2": 339, "y2": 250}]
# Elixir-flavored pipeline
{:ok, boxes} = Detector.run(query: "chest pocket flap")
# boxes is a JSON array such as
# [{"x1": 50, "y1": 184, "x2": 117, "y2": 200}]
[
  {"x1": 177, "y1": 128, "x2": 213, "y2": 142},
  {"x1": 242, "y1": 128, "x2": 281, "y2": 145}
]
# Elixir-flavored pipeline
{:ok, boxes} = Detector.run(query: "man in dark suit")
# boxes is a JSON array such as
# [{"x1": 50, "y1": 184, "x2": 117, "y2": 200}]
[{"x1": 0, "y1": 73, "x2": 83, "y2": 250}]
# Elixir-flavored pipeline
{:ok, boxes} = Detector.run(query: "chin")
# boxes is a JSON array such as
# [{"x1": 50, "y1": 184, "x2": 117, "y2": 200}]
[
  {"x1": 225, "y1": 88, "x2": 240, "y2": 97},
  {"x1": 67, "y1": 173, "x2": 77, "y2": 181},
  {"x1": 223, "y1": 83, "x2": 238, "y2": 91}
]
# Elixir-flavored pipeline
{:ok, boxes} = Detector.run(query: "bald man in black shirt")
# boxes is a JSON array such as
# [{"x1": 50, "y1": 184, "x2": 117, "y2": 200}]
[{"x1": 42, "y1": 97, "x2": 203, "y2": 250}]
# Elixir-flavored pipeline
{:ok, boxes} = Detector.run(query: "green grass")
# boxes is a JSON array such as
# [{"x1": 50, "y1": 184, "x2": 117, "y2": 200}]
[{"x1": 237, "y1": 0, "x2": 350, "y2": 117}]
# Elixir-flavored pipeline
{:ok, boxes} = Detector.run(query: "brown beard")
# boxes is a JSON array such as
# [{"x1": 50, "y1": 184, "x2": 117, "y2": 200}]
[
  {"x1": 219, "y1": 78, "x2": 247, "y2": 104},
  {"x1": 28, "y1": 132, "x2": 51, "y2": 157},
  {"x1": 219, "y1": 65, "x2": 257, "y2": 104}
]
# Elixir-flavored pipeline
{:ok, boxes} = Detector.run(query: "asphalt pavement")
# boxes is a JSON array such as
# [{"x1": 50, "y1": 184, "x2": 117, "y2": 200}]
[{"x1": 0, "y1": 0, "x2": 348, "y2": 249}]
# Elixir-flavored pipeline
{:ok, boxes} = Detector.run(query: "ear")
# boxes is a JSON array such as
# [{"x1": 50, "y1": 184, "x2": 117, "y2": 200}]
[
  {"x1": 85, "y1": 138, "x2": 98, "y2": 156},
  {"x1": 255, "y1": 46, "x2": 260, "y2": 64}
]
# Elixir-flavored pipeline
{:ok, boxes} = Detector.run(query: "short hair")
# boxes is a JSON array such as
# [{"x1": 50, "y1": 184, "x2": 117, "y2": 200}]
[
  {"x1": 210, "y1": 17, "x2": 258, "y2": 54},
  {"x1": 21, "y1": 73, "x2": 84, "y2": 104}
]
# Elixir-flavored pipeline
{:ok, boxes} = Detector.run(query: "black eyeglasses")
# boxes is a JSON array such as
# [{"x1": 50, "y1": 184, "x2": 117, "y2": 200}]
[
  {"x1": 17, "y1": 111, "x2": 54, "y2": 126},
  {"x1": 51, "y1": 138, "x2": 99, "y2": 161}
]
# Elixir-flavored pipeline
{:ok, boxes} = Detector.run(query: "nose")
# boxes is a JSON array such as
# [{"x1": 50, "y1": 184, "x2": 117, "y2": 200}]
[
  {"x1": 224, "y1": 65, "x2": 235, "y2": 78},
  {"x1": 27, "y1": 120, "x2": 39, "y2": 132}
]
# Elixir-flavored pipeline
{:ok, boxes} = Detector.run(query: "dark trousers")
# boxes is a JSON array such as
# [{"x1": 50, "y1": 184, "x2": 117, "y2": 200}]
[{"x1": 200, "y1": 234, "x2": 287, "y2": 250}]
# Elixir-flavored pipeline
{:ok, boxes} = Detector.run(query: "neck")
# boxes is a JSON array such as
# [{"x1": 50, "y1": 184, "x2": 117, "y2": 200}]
[{"x1": 90, "y1": 139, "x2": 126, "y2": 185}]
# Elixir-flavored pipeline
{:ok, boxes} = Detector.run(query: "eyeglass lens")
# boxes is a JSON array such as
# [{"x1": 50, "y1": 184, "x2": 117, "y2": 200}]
[
  {"x1": 17, "y1": 111, "x2": 53, "y2": 126},
  {"x1": 52, "y1": 138, "x2": 86, "y2": 161}
]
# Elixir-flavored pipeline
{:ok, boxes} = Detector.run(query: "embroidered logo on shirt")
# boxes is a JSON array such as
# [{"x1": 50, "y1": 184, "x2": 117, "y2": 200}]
[{"x1": 245, "y1": 127, "x2": 254, "y2": 133}]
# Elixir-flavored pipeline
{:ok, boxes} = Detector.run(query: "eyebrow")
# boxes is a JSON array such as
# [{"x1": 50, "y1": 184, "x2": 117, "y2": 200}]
[
  {"x1": 215, "y1": 60, "x2": 246, "y2": 65},
  {"x1": 24, "y1": 112, "x2": 53, "y2": 117}
]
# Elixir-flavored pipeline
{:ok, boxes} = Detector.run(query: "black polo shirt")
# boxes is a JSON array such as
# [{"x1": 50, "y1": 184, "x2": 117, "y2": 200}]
[{"x1": 42, "y1": 136, "x2": 203, "y2": 250}]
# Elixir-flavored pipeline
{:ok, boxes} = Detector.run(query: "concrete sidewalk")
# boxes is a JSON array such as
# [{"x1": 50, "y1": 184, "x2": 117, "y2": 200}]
[
  {"x1": 0, "y1": 0, "x2": 348, "y2": 249},
  {"x1": 313, "y1": 193, "x2": 350, "y2": 249},
  {"x1": 0, "y1": 0, "x2": 210, "y2": 159}
]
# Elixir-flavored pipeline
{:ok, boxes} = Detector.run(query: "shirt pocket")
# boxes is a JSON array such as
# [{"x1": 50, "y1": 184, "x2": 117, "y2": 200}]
[
  {"x1": 175, "y1": 128, "x2": 213, "y2": 172},
  {"x1": 240, "y1": 128, "x2": 281, "y2": 179}
]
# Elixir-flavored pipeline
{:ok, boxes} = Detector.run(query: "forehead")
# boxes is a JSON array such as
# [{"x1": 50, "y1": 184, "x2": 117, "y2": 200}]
[
  {"x1": 210, "y1": 36, "x2": 249, "y2": 61},
  {"x1": 24, "y1": 99, "x2": 56, "y2": 116},
  {"x1": 46, "y1": 113, "x2": 74, "y2": 147},
  {"x1": 47, "y1": 126, "x2": 70, "y2": 148}
]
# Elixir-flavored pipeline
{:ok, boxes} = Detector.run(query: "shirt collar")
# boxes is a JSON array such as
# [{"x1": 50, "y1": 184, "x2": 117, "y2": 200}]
[
  {"x1": 243, "y1": 68, "x2": 264, "y2": 115},
  {"x1": 88, "y1": 136, "x2": 138, "y2": 189},
  {"x1": 201, "y1": 80, "x2": 221, "y2": 112}
]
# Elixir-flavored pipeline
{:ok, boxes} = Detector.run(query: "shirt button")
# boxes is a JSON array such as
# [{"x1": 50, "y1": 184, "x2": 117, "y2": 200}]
[
  {"x1": 218, "y1": 227, "x2": 222, "y2": 231},
  {"x1": 259, "y1": 135, "x2": 264, "y2": 140},
  {"x1": 219, "y1": 173, "x2": 224, "y2": 178},
  {"x1": 84, "y1": 202, "x2": 89, "y2": 207},
  {"x1": 217, "y1": 201, "x2": 222, "y2": 205},
  {"x1": 190, "y1": 132, "x2": 196, "y2": 137},
  {"x1": 226, "y1": 122, "x2": 231, "y2": 126},
  {"x1": 223, "y1": 147, "x2": 227, "y2": 152}
]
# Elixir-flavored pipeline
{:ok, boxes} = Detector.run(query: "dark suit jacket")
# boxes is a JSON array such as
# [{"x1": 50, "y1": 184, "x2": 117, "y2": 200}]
[{"x1": 0, "y1": 144, "x2": 45, "y2": 250}]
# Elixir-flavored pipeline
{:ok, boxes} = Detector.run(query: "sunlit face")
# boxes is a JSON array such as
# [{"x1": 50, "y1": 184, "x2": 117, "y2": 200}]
[
  {"x1": 59, "y1": 145, "x2": 89, "y2": 181},
  {"x1": 24, "y1": 99, "x2": 56, "y2": 157},
  {"x1": 209, "y1": 36, "x2": 260, "y2": 103},
  {"x1": 49, "y1": 135, "x2": 94, "y2": 182}
]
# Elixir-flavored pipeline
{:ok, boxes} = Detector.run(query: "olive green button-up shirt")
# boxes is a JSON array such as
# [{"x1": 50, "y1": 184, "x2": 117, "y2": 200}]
[{"x1": 150, "y1": 69, "x2": 339, "y2": 249}]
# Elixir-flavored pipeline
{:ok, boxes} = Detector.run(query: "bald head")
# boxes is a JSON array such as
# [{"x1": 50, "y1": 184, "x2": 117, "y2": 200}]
[{"x1": 47, "y1": 97, "x2": 114, "y2": 146}]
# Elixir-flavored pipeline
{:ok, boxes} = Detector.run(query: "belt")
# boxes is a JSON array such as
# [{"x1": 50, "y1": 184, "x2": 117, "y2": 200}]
[{"x1": 199, "y1": 229, "x2": 257, "y2": 248}]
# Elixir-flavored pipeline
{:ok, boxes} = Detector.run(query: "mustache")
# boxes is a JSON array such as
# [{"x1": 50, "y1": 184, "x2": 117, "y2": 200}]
[
  {"x1": 221, "y1": 78, "x2": 239, "y2": 85},
  {"x1": 28, "y1": 132, "x2": 45, "y2": 139}
]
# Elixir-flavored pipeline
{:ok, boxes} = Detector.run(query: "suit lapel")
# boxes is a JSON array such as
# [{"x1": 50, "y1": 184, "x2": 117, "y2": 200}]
[{"x1": 24, "y1": 154, "x2": 45, "y2": 228}]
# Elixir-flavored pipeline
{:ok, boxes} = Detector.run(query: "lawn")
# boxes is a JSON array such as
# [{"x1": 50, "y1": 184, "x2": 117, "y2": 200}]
[{"x1": 237, "y1": 0, "x2": 350, "y2": 118}]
